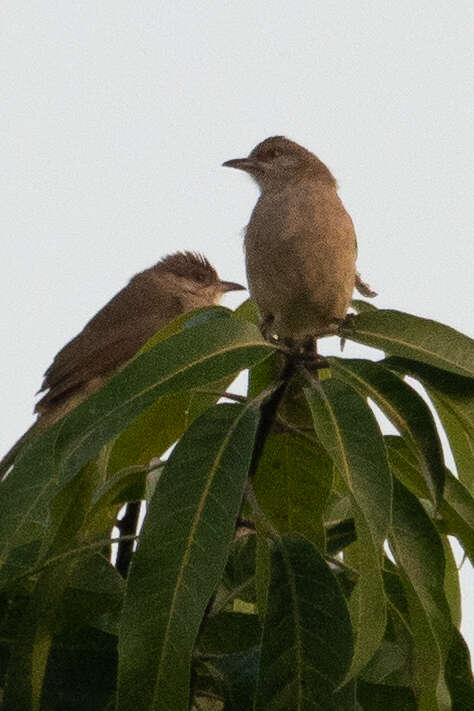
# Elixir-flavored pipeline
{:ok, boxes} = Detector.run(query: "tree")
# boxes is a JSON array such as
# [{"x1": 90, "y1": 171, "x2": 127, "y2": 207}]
[{"x1": 0, "y1": 300, "x2": 473, "y2": 710}]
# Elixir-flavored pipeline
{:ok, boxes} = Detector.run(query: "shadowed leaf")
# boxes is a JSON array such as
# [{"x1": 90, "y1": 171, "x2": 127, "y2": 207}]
[
  {"x1": 116, "y1": 403, "x2": 259, "y2": 711},
  {"x1": 342, "y1": 310, "x2": 474, "y2": 377},
  {"x1": 384, "y1": 356, "x2": 474, "y2": 494},
  {"x1": 389, "y1": 479, "x2": 452, "y2": 710},
  {"x1": 0, "y1": 317, "x2": 271, "y2": 584},
  {"x1": 254, "y1": 535, "x2": 353, "y2": 711},
  {"x1": 387, "y1": 436, "x2": 474, "y2": 563},
  {"x1": 329, "y1": 357, "x2": 445, "y2": 504},
  {"x1": 305, "y1": 379, "x2": 391, "y2": 678},
  {"x1": 253, "y1": 434, "x2": 333, "y2": 551}
]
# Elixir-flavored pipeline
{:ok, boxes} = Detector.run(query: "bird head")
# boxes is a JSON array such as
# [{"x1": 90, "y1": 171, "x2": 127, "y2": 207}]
[
  {"x1": 157, "y1": 251, "x2": 245, "y2": 307},
  {"x1": 223, "y1": 136, "x2": 335, "y2": 190}
]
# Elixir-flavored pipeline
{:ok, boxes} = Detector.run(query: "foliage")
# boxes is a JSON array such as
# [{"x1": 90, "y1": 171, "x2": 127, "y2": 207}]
[{"x1": 0, "y1": 303, "x2": 473, "y2": 710}]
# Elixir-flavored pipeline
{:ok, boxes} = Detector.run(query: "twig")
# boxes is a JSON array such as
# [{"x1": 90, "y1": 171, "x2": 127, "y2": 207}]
[
  {"x1": 194, "y1": 389, "x2": 248, "y2": 403},
  {"x1": 115, "y1": 501, "x2": 142, "y2": 577},
  {"x1": 325, "y1": 554, "x2": 359, "y2": 582},
  {"x1": 248, "y1": 356, "x2": 297, "y2": 481}
]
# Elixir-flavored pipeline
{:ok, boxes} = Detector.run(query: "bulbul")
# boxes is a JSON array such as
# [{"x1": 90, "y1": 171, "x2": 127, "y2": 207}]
[
  {"x1": 1, "y1": 251, "x2": 244, "y2": 471},
  {"x1": 223, "y1": 136, "x2": 375, "y2": 350}
]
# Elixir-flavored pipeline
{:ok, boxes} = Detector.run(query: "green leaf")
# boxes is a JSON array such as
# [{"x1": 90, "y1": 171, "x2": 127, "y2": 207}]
[
  {"x1": 232, "y1": 297, "x2": 260, "y2": 325},
  {"x1": 204, "y1": 646, "x2": 260, "y2": 711},
  {"x1": 254, "y1": 535, "x2": 353, "y2": 711},
  {"x1": 215, "y1": 533, "x2": 257, "y2": 611},
  {"x1": 55, "y1": 317, "x2": 270, "y2": 481},
  {"x1": 329, "y1": 357, "x2": 445, "y2": 504},
  {"x1": 248, "y1": 351, "x2": 283, "y2": 399},
  {"x1": 360, "y1": 639, "x2": 410, "y2": 685},
  {"x1": 430, "y1": 392, "x2": 474, "y2": 495},
  {"x1": 42, "y1": 627, "x2": 117, "y2": 711},
  {"x1": 253, "y1": 434, "x2": 333, "y2": 551},
  {"x1": 342, "y1": 310, "x2": 474, "y2": 377},
  {"x1": 212, "y1": 529, "x2": 257, "y2": 615},
  {"x1": 382, "y1": 560, "x2": 415, "y2": 687},
  {"x1": 442, "y1": 537, "x2": 461, "y2": 630},
  {"x1": 84, "y1": 465, "x2": 148, "y2": 537},
  {"x1": 387, "y1": 436, "x2": 474, "y2": 563},
  {"x1": 445, "y1": 626, "x2": 474, "y2": 710},
  {"x1": 356, "y1": 681, "x2": 417, "y2": 710},
  {"x1": 255, "y1": 533, "x2": 271, "y2": 624},
  {"x1": 106, "y1": 372, "x2": 236, "y2": 476},
  {"x1": 104, "y1": 391, "x2": 211, "y2": 474},
  {"x1": 0, "y1": 317, "x2": 271, "y2": 580},
  {"x1": 197, "y1": 612, "x2": 261, "y2": 656},
  {"x1": 2, "y1": 458, "x2": 100, "y2": 710},
  {"x1": 383, "y1": 357, "x2": 474, "y2": 430},
  {"x1": 351, "y1": 299, "x2": 378, "y2": 313},
  {"x1": 384, "y1": 356, "x2": 474, "y2": 494},
  {"x1": 116, "y1": 403, "x2": 259, "y2": 711},
  {"x1": 62, "y1": 554, "x2": 125, "y2": 636},
  {"x1": 305, "y1": 379, "x2": 391, "y2": 678},
  {"x1": 388, "y1": 479, "x2": 452, "y2": 710}
]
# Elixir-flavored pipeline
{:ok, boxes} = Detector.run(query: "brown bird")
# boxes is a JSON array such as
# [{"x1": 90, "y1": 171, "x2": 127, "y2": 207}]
[
  {"x1": 1, "y1": 251, "x2": 244, "y2": 471},
  {"x1": 223, "y1": 136, "x2": 375, "y2": 353}
]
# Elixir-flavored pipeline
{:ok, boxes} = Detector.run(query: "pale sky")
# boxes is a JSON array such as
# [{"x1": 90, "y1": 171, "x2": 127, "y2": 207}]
[{"x1": 1, "y1": 2, "x2": 473, "y2": 648}]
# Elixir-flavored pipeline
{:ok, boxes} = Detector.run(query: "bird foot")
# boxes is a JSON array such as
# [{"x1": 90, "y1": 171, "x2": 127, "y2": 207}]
[{"x1": 278, "y1": 336, "x2": 329, "y2": 370}]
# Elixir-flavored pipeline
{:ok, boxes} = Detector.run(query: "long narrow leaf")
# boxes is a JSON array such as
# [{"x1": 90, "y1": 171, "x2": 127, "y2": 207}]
[
  {"x1": 386, "y1": 436, "x2": 474, "y2": 563},
  {"x1": 389, "y1": 479, "x2": 452, "y2": 710},
  {"x1": 2, "y1": 460, "x2": 100, "y2": 710},
  {"x1": 305, "y1": 379, "x2": 392, "y2": 678},
  {"x1": 384, "y1": 356, "x2": 474, "y2": 494},
  {"x1": 329, "y1": 357, "x2": 445, "y2": 503},
  {"x1": 341, "y1": 310, "x2": 474, "y2": 377},
  {"x1": 116, "y1": 403, "x2": 259, "y2": 711},
  {"x1": 254, "y1": 535, "x2": 353, "y2": 711},
  {"x1": 445, "y1": 626, "x2": 474, "y2": 709},
  {"x1": 0, "y1": 317, "x2": 271, "y2": 581},
  {"x1": 253, "y1": 434, "x2": 333, "y2": 551},
  {"x1": 55, "y1": 317, "x2": 269, "y2": 480}
]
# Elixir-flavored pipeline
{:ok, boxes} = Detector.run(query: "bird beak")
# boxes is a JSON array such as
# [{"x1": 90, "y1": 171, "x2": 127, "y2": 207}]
[
  {"x1": 218, "y1": 280, "x2": 246, "y2": 292},
  {"x1": 222, "y1": 158, "x2": 258, "y2": 173}
]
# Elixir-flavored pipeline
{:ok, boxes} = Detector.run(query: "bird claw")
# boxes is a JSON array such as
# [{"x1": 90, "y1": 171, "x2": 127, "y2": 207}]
[{"x1": 339, "y1": 312, "x2": 357, "y2": 332}]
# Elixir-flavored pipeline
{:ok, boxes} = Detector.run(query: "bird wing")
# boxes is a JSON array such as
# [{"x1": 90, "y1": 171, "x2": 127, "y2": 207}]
[{"x1": 36, "y1": 274, "x2": 182, "y2": 411}]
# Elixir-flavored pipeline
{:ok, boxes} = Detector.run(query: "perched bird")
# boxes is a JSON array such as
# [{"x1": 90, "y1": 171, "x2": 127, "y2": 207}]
[
  {"x1": 223, "y1": 136, "x2": 375, "y2": 352},
  {"x1": 0, "y1": 251, "x2": 244, "y2": 471}
]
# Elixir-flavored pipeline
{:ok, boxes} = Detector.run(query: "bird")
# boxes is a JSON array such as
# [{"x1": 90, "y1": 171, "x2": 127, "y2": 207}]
[
  {"x1": 0, "y1": 251, "x2": 244, "y2": 472},
  {"x1": 223, "y1": 136, "x2": 375, "y2": 355}
]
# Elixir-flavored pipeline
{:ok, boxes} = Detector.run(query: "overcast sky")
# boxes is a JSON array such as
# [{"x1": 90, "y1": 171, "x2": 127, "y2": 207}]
[{"x1": 1, "y1": 2, "x2": 473, "y2": 647}]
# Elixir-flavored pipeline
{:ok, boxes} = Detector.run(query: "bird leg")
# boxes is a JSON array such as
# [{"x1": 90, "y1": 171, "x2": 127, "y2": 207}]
[
  {"x1": 300, "y1": 336, "x2": 330, "y2": 371},
  {"x1": 276, "y1": 335, "x2": 329, "y2": 370}
]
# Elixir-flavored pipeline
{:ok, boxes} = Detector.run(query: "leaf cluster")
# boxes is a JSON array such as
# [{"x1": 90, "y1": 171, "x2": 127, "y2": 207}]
[{"x1": 0, "y1": 302, "x2": 473, "y2": 710}]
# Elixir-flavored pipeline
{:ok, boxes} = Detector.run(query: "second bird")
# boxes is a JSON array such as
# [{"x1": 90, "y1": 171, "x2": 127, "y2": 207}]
[
  {"x1": 223, "y1": 136, "x2": 372, "y2": 352},
  {"x1": 0, "y1": 252, "x2": 244, "y2": 473}
]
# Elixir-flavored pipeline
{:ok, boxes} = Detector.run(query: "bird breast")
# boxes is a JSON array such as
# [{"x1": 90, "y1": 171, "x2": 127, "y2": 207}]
[{"x1": 244, "y1": 181, "x2": 357, "y2": 337}]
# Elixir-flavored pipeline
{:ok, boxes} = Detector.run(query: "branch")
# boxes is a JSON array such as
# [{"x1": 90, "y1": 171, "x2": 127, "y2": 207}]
[{"x1": 115, "y1": 501, "x2": 142, "y2": 577}]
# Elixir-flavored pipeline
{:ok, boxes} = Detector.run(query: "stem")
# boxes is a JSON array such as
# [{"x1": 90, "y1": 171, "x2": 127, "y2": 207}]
[
  {"x1": 116, "y1": 501, "x2": 142, "y2": 577},
  {"x1": 194, "y1": 389, "x2": 247, "y2": 403},
  {"x1": 248, "y1": 356, "x2": 296, "y2": 482},
  {"x1": 325, "y1": 554, "x2": 359, "y2": 582}
]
